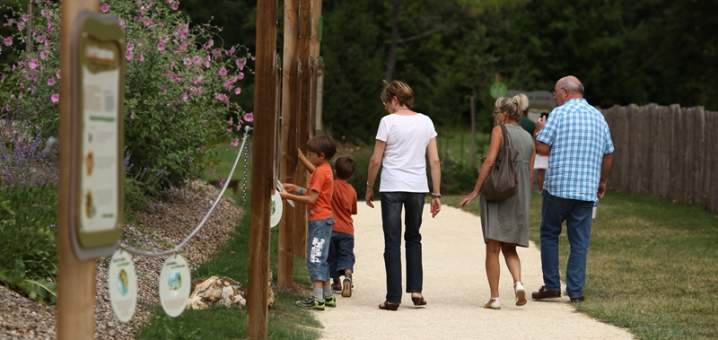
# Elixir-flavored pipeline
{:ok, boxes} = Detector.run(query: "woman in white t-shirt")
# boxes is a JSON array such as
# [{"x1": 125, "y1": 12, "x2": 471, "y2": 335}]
[{"x1": 366, "y1": 80, "x2": 442, "y2": 311}]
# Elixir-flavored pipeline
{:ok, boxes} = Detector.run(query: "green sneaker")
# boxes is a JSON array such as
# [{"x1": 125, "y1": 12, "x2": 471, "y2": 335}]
[
  {"x1": 296, "y1": 296, "x2": 325, "y2": 310},
  {"x1": 324, "y1": 296, "x2": 337, "y2": 308}
]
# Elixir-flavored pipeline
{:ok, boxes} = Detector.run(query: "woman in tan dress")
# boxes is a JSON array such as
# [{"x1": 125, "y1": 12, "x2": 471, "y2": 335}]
[{"x1": 461, "y1": 96, "x2": 535, "y2": 310}]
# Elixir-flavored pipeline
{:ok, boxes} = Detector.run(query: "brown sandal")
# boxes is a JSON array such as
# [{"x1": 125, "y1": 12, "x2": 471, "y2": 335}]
[
  {"x1": 411, "y1": 295, "x2": 427, "y2": 306},
  {"x1": 378, "y1": 300, "x2": 400, "y2": 311}
]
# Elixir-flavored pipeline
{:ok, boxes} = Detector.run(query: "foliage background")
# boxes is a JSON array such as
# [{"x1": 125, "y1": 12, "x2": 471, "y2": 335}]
[{"x1": 178, "y1": 0, "x2": 718, "y2": 142}]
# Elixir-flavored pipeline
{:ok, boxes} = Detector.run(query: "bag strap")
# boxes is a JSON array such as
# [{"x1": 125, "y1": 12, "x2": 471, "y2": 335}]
[{"x1": 499, "y1": 124, "x2": 515, "y2": 162}]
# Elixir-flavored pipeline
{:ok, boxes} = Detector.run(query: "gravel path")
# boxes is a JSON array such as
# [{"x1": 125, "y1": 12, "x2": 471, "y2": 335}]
[{"x1": 315, "y1": 203, "x2": 633, "y2": 340}]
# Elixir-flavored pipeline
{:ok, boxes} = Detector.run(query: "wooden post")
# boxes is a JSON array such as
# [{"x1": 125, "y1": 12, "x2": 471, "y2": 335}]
[
  {"x1": 469, "y1": 95, "x2": 477, "y2": 170},
  {"x1": 248, "y1": 0, "x2": 277, "y2": 338},
  {"x1": 309, "y1": 0, "x2": 322, "y2": 135},
  {"x1": 292, "y1": 0, "x2": 311, "y2": 259},
  {"x1": 57, "y1": 1, "x2": 99, "y2": 339},
  {"x1": 278, "y1": 0, "x2": 298, "y2": 290}
]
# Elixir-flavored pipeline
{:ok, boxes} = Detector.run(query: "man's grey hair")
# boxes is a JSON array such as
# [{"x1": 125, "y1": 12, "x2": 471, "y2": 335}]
[{"x1": 558, "y1": 76, "x2": 584, "y2": 94}]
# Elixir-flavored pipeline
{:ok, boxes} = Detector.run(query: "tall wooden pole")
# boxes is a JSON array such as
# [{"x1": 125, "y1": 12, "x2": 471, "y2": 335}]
[
  {"x1": 292, "y1": 0, "x2": 312, "y2": 259},
  {"x1": 57, "y1": 1, "x2": 98, "y2": 339},
  {"x1": 248, "y1": 0, "x2": 277, "y2": 338},
  {"x1": 309, "y1": 0, "x2": 322, "y2": 135},
  {"x1": 278, "y1": 0, "x2": 298, "y2": 290}
]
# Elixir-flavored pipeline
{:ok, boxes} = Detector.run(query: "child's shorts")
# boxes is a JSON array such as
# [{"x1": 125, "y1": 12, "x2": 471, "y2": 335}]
[
  {"x1": 328, "y1": 231, "x2": 355, "y2": 278},
  {"x1": 307, "y1": 218, "x2": 334, "y2": 281}
]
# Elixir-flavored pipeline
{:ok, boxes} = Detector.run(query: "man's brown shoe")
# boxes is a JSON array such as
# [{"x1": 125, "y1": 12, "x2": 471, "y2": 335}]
[{"x1": 531, "y1": 286, "x2": 561, "y2": 300}]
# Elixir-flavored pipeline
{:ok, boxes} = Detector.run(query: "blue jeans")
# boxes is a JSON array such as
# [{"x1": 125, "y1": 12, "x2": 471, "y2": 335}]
[
  {"x1": 307, "y1": 218, "x2": 334, "y2": 281},
  {"x1": 540, "y1": 191, "x2": 593, "y2": 298},
  {"x1": 328, "y1": 231, "x2": 355, "y2": 280},
  {"x1": 380, "y1": 192, "x2": 425, "y2": 303}
]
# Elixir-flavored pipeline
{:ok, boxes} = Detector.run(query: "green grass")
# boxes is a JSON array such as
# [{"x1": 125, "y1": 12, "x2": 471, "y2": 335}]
[
  {"x1": 444, "y1": 192, "x2": 718, "y2": 340},
  {"x1": 435, "y1": 126, "x2": 490, "y2": 168},
  {"x1": 202, "y1": 143, "x2": 247, "y2": 182},
  {"x1": 139, "y1": 198, "x2": 320, "y2": 339}
]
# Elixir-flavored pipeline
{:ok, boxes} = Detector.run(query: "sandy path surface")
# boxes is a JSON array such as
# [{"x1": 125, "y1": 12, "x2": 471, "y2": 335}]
[{"x1": 315, "y1": 203, "x2": 632, "y2": 340}]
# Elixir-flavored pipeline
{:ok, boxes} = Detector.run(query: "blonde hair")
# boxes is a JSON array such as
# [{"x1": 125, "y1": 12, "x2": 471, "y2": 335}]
[
  {"x1": 380, "y1": 80, "x2": 415, "y2": 108},
  {"x1": 515, "y1": 93, "x2": 530, "y2": 116},
  {"x1": 494, "y1": 96, "x2": 521, "y2": 122}
]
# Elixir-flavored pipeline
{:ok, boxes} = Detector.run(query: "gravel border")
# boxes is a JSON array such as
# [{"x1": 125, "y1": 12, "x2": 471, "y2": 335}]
[{"x1": 0, "y1": 180, "x2": 243, "y2": 339}]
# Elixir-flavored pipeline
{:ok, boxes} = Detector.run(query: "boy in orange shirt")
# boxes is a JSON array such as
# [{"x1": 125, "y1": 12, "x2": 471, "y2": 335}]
[
  {"x1": 328, "y1": 157, "x2": 358, "y2": 298},
  {"x1": 281, "y1": 135, "x2": 337, "y2": 311}
]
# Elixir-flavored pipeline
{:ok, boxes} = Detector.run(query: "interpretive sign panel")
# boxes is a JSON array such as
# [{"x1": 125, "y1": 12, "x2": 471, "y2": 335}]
[{"x1": 70, "y1": 12, "x2": 125, "y2": 259}]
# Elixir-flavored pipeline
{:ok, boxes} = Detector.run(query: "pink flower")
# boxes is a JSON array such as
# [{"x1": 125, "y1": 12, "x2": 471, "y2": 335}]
[
  {"x1": 181, "y1": 93, "x2": 189, "y2": 102},
  {"x1": 28, "y1": 59, "x2": 39, "y2": 70},
  {"x1": 235, "y1": 58, "x2": 246, "y2": 70},
  {"x1": 47, "y1": 22, "x2": 55, "y2": 33},
  {"x1": 218, "y1": 66, "x2": 228, "y2": 77},
  {"x1": 230, "y1": 138, "x2": 240, "y2": 147},
  {"x1": 234, "y1": 87, "x2": 242, "y2": 95},
  {"x1": 47, "y1": 77, "x2": 56, "y2": 86},
  {"x1": 126, "y1": 41, "x2": 135, "y2": 52},
  {"x1": 235, "y1": 72, "x2": 245, "y2": 81},
  {"x1": 212, "y1": 48, "x2": 222, "y2": 59},
  {"x1": 243, "y1": 112, "x2": 254, "y2": 122},
  {"x1": 126, "y1": 50, "x2": 133, "y2": 61},
  {"x1": 100, "y1": 3, "x2": 110, "y2": 13},
  {"x1": 176, "y1": 42, "x2": 188, "y2": 52},
  {"x1": 174, "y1": 24, "x2": 189, "y2": 41},
  {"x1": 203, "y1": 39, "x2": 214, "y2": 50},
  {"x1": 118, "y1": 19, "x2": 126, "y2": 29},
  {"x1": 215, "y1": 93, "x2": 229, "y2": 105},
  {"x1": 192, "y1": 55, "x2": 202, "y2": 65},
  {"x1": 34, "y1": 34, "x2": 46, "y2": 44},
  {"x1": 138, "y1": 54, "x2": 145, "y2": 62},
  {"x1": 2, "y1": 36, "x2": 12, "y2": 47},
  {"x1": 50, "y1": 93, "x2": 59, "y2": 104},
  {"x1": 170, "y1": 1, "x2": 179, "y2": 11},
  {"x1": 228, "y1": 47, "x2": 236, "y2": 56},
  {"x1": 39, "y1": 50, "x2": 48, "y2": 60},
  {"x1": 183, "y1": 57, "x2": 192, "y2": 66}
]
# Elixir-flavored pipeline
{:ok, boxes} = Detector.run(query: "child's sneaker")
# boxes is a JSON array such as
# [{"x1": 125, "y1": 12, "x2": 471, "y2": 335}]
[
  {"x1": 324, "y1": 296, "x2": 337, "y2": 308},
  {"x1": 296, "y1": 296, "x2": 325, "y2": 310},
  {"x1": 341, "y1": 277, "x2": 353, "y2": 298}
]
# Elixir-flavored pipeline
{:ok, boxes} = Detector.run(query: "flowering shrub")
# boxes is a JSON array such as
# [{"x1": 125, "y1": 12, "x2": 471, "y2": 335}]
[{"x1": 0, "y1": 0, "x2": 252, "y2": 194}]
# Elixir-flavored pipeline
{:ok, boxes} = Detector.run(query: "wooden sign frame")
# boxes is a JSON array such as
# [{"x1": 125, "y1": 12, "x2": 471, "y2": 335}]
[{"x1": 69, "y1": 11, "x2": 125, "y2": 260}]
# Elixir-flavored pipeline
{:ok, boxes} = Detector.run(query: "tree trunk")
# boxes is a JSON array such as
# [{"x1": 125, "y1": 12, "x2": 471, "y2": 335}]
[{"x1": 384, "y1": 0, "x2": 400, "y2": 81}]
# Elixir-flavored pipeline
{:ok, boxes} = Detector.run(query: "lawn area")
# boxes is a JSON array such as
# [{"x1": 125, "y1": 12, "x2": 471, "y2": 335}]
[{"x1": 444, "y1": 192, "x2": 718, "y2": 340}]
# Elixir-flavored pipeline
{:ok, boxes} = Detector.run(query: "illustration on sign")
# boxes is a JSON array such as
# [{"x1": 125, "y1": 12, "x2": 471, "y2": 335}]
[
  {"x1": 159, "y1": 255, "x2": 191, "y2": 317},
  {"x1": 108, "y1": 250, "x2": 137, "y2": 323}
]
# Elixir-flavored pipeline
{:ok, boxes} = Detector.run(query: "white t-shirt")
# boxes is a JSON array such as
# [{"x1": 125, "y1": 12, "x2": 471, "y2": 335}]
[{"x1": 375, "y1": 113, "x2": 437, "y2": 193}]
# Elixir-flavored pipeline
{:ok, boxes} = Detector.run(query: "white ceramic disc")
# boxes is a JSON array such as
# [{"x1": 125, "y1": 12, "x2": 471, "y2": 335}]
[
  {"x1": 270, "y1": 190, "x2": 283, "y2": 228},
  {"x1": 159, "y1": 254, "x2": 191, "y2": 317},
  {"x1": 108, "y1": 250, "x2": 137, "y2": 323}
]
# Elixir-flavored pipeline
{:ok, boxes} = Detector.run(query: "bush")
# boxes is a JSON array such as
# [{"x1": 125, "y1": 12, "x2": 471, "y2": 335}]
[
  {"x1": 0, "y1": 186, "x2": 57, "y2": 303},
  {"x1": 0, "y1": 0, "x2": 252, "y2": 196}
]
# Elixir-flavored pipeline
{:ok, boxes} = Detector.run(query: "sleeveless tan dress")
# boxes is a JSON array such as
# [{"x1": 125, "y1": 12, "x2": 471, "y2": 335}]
[{"x1": 479, "y1": 123, "x2": 534, "y2": 247}]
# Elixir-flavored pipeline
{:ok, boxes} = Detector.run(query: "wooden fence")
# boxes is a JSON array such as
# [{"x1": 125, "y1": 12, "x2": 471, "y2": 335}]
[{"x1": 601, "y1": 104, "x2": 718, "y2": 213}]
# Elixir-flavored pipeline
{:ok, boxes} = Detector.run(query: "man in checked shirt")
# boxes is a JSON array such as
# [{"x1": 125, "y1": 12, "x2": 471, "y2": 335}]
[{"x1": 531, "y1": 76, "x2": 615, "y2": 303}]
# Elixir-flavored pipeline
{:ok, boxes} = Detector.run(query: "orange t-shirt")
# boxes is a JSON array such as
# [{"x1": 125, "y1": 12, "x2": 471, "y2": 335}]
[
  {"x1": 331, "y1": 179, "x2": 357, "y2": 235},
  {"x1": 308, "y1": 162, "x2": 334, "y2": 221}
]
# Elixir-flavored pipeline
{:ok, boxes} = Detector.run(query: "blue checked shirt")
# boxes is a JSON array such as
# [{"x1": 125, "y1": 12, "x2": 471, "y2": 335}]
[{"x1": 537, "y1": 98, "x2": 614, "y2": 202}]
